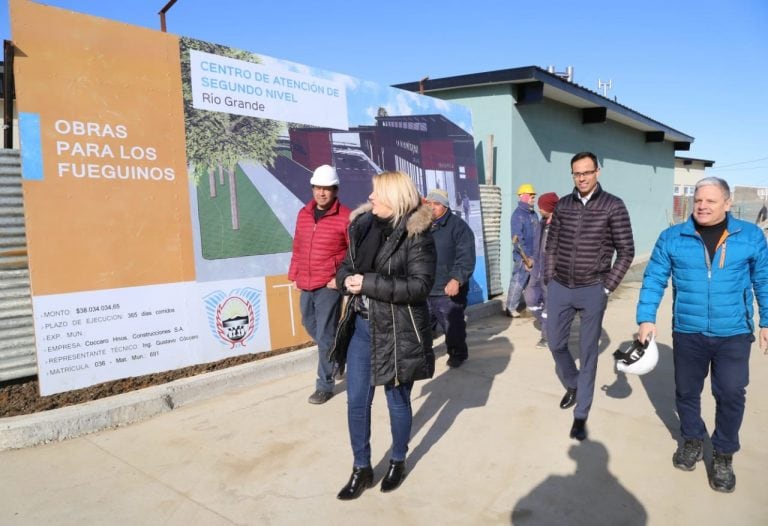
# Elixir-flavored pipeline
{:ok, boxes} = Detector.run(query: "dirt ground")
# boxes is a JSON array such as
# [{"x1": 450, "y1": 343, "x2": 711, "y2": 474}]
[{"x1": 0, "y1": 344, "x2": 312, "y2": 418}]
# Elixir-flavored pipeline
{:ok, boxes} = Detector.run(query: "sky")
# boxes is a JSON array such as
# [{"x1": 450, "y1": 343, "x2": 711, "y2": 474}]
[{"x1": 2, "y1": 0, "x2": 767, "y2": 186}]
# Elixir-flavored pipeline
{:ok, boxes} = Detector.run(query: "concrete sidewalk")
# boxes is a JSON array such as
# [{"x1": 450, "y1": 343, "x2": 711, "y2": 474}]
[{"x1": 1, "y1": 284, "x2": 766, "y2": 525}]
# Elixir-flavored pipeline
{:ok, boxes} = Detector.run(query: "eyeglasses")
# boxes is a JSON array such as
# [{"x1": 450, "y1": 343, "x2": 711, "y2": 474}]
[{"x1": 572, "y1": 170, "x2": 597, "y2": 178}]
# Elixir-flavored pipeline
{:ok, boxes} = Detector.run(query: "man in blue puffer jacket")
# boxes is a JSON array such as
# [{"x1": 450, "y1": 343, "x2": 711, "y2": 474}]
[{"x1": 637, "y1": 177, "x2": 768, "y2": 494}]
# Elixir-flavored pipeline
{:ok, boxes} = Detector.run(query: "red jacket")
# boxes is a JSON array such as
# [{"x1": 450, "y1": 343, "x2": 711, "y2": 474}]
[{"x1": 288, "y1": 198, "x2": 351, "y2": 291}]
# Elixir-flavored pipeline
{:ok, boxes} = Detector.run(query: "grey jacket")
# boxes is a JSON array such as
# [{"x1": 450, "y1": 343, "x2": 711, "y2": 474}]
[{"x1": 429, "y1": 210, "x2": 475, "y2": 296}]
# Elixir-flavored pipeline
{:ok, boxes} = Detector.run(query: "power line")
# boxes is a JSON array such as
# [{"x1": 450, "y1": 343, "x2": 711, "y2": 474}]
[
  {"x1": 712, "y1": 165, "x2": 767, "y2": 172},
  {"x1": 710, "y1": 156, "x2": 768, "y2": 170}
]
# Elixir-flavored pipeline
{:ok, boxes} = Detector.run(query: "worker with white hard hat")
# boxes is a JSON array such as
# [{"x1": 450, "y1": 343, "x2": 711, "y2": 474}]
[{"x1": 288, "y1": 164, "x2": 351, "y2": 404}]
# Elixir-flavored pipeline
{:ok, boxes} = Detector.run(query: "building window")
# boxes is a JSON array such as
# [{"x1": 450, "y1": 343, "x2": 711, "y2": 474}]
[
  {"x1": 684, "y1": 186, "x2": 695, "y2": 196},
  {"x1": 673, "y1": 185, "x2": 682, "y2": 196}
]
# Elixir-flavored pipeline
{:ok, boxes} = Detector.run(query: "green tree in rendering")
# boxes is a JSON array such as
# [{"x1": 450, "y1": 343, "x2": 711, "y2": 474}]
[{"x1": 180, "y1": 37, "x2": 281, "y2": 230}]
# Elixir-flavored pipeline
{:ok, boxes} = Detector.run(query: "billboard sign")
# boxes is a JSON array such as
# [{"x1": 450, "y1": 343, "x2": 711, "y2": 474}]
[{"x1": 10, "y1": 0, "x2": 487, "y2": 395}]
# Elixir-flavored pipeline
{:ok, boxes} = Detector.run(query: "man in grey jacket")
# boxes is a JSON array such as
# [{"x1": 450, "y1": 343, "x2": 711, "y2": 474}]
[
  {"x1": 425, "y1": 189, "x2": 476, "y2": 368},
  {"x1": 544, "y1": 152, "x2": 635, "y2": 441}
]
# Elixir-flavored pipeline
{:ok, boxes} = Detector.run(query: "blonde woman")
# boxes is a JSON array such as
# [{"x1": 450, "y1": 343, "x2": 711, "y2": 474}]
[{"x1": 334, "y1": 171, "x2": 436, "y2": 500}]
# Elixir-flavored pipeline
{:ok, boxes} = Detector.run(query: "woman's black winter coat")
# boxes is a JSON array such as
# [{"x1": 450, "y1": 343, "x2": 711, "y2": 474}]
[{"x1": 336, "y1": 203, "x2": 436, "y2": 386}]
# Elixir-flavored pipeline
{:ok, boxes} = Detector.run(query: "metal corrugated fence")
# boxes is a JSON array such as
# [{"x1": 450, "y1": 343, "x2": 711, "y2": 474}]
[
  {"x1": 479, "y1": 184, "x2": 503, "y2": 297},
  {"x1": 0, "y1": 149, "x2": 36, "y2": 381}
]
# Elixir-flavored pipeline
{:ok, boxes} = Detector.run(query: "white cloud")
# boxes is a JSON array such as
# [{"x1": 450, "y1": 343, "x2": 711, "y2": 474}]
[
  {"x1": 327, "y1": 72, "x2": 359, "y2": 90},
  {"x1": 431, "y1": 98, "x2": 451, "y2": 112},
  {"x1": 394, "y1": 93, "x2": 415, "y2": 116}
]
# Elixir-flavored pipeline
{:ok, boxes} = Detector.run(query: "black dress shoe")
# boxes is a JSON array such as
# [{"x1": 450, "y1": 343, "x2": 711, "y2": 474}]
[
  {"x1": 446, "y1": 356, "x2": 466, "y2": 368},
  {"x1": 380, "y1": 460, "x2": 406, "y2": 492},
  {"x1": 570, "y1": 418, "x2": 587, "y2": 441},
  {"x1": 559, "y1": 388, "x2": 577, "y2": 409},
  {"x1": 337, "y1": 465, "x2": 373, "y2": 500}
]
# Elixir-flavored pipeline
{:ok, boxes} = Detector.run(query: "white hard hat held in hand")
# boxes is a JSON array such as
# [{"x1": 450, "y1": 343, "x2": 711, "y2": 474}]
[{"x1": 613, "y1": 334, "x2": 659, "y2": 375}]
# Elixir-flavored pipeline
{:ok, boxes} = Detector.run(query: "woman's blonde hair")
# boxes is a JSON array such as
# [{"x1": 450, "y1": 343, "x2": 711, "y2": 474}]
[{"x1": 372, "y1": 171, "x2": 421, "y2": 224}]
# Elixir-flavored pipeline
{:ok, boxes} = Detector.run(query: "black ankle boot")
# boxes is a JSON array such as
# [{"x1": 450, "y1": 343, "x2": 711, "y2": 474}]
[
  {"x1": 337, "y1": 466, "x2": 373, "y2": 500},
  {"x1": 380, "y1": 460, "x2": 406, "y2": 492}
]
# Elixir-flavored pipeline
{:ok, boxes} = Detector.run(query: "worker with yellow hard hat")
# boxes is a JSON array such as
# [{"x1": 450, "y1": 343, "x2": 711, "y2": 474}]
[
  {"x1": 505, "y1": 182, "x2": 539, "y2": 317},
  {"x1": 517, "y1": 183, "x2": 536, "y2": 196}
]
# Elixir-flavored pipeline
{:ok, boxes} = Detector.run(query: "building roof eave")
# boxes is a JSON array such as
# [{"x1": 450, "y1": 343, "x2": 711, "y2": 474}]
[
  {"x1": 393, "y1": 66, "x2": 694, "y2": 146},
  {"x1": 676, "y1": 156, "x2": 715, "y2": 167}
]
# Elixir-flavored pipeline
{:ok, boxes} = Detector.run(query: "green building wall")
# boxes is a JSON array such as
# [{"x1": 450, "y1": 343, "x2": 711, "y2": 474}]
[{"x1": 434, "y1": 87, "x2": 675, "y2": 292}]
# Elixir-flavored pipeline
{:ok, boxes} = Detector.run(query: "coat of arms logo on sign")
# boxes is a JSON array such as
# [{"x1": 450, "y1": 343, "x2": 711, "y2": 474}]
[{"x1": 204, "y1": 288, "x2": 261, "y2": 348}]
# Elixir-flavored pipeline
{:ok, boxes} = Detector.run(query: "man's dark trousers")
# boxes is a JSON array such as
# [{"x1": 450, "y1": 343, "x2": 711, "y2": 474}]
[
  {"x1": 672, "y1": 331, "x2": 752, "y2": 454},
  {"x1": 428, "y1": 290, "x2": 468, "y2": 361},
  {"x1": 546, "y1": 280, "x2": 608, "y2": 419},
  {"x1": 300, "y1": 286, "x2": 342, "y2": 393}
]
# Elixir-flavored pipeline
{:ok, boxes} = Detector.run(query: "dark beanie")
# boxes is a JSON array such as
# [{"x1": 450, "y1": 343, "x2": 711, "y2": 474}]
[{"x1": 538, "y1": 192, "x2": 559, "y2": 213}]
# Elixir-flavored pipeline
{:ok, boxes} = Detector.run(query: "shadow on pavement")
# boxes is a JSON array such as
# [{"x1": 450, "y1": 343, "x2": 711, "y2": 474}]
[
  {"x1": 601, "y1": 340, "x2": 680, "y2": 441},
  {"x1": 399, "y1": 334, "x2": 513, "y2": 475},
  {"x1": 510, "y1": 440, "x2": 647, "y2": 525}
]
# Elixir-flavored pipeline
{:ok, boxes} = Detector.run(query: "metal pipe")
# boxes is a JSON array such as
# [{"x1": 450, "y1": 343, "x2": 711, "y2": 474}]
[
  {"x1": 158, "y1": 0, "x2": 179, "y2": 32},
  {"x1": 419, "y1": 76, "x2": 429, "y2": 95}
]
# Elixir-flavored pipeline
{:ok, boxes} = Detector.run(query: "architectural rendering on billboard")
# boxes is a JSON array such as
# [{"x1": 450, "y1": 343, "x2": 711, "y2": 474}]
[{"x1": 10, "y1": 0, "x2": 487, "y2": 395}]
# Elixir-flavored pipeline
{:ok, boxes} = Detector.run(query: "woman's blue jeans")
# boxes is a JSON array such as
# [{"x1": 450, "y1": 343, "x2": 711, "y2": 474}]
[{"x1": 346, "y1": 315, "x2": 414, "y2": 467}]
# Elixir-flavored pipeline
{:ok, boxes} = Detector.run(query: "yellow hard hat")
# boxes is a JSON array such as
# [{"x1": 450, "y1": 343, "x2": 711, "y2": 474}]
[{"x1": 517, "y1": 183, "x2": 536, "y2": 195}]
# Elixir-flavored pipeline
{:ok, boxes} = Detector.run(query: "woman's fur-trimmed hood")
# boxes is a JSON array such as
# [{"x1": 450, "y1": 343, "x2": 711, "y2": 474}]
[{"x1": 349, "y1": 202, "x2": 433, "y2": 238}]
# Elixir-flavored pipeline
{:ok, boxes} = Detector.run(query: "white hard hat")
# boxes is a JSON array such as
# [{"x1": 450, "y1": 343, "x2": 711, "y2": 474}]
[
  {"x1": 310, "y1": 165, "x2": 339, "y2": 186},
  {"x1": 613, "y1": 334, "x2": 659, "y2": 375}
]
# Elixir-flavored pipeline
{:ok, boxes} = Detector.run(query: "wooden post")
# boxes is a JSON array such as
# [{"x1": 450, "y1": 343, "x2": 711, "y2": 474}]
[
  {"x1": 486, "y1": 134, "x2": 495, "y2": 186},
  {"x1": 3, "y1": 40, "x2": 15, "y2": 149}
]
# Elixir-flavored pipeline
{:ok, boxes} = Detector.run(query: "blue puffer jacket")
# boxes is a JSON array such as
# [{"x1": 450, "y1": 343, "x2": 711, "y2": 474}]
[{"x1": 636, "y1": 214, "x2": 768, "y2": 336}]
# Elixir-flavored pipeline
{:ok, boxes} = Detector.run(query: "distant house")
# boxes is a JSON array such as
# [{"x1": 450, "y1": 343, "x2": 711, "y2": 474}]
[
  {"x1": 674, "y1": 156, "x2": 714, "y2": 197},
  {"x1": 673, "y1": 157, "x2": 715, "y2": 222},
  {"x1": 673, "y1": 156, "x2": 768, "y2": 224},
  {"x1": 395, "y1": 66, "x2": 695, "y2": 288}
]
